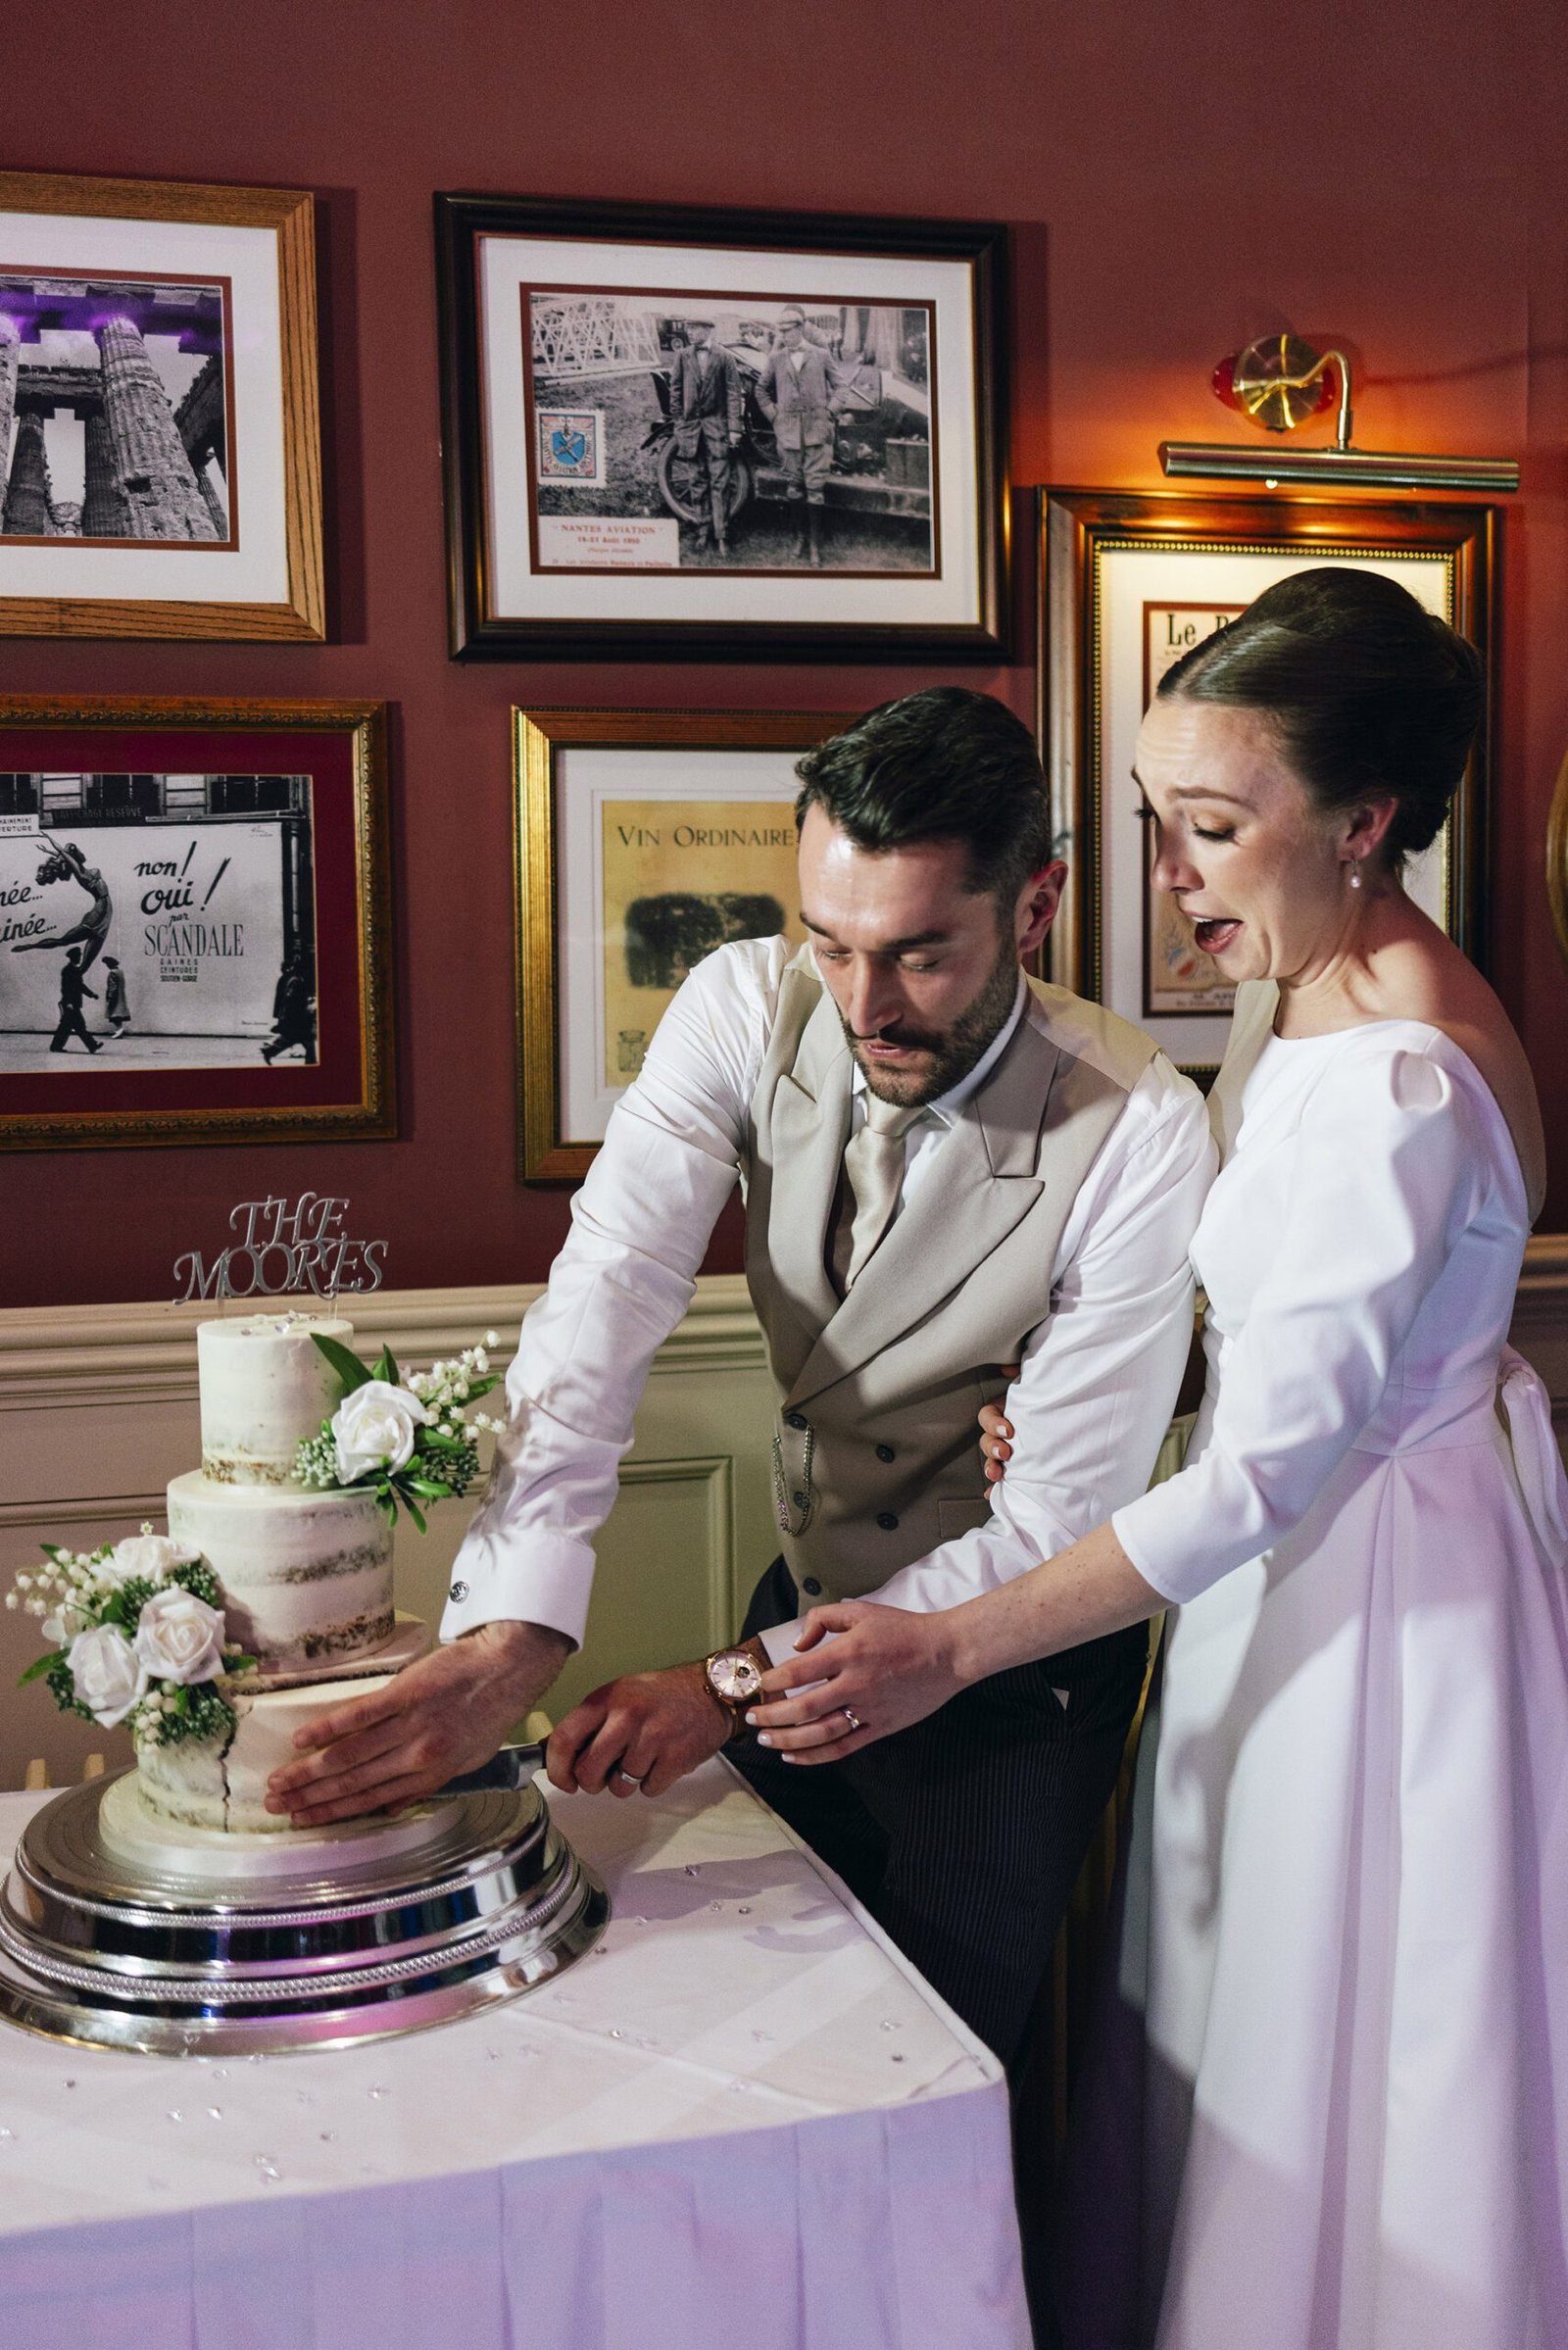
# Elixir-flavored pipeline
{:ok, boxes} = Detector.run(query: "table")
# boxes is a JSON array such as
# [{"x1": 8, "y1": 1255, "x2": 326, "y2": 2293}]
[{"x1": 0, "y1": 1763, "x2": 1030, "y2": 2348}]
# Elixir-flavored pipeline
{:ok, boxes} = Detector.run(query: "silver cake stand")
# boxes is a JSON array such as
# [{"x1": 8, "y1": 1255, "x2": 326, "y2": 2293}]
[{"x1": 0, "y1": 1769, "x2": 610, "y2": 2056}]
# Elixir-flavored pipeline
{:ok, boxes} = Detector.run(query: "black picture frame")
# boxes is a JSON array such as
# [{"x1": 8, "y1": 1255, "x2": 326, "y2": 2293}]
[{"x1": 435, "y1": 192, "x2": 1010, "y2": 663}]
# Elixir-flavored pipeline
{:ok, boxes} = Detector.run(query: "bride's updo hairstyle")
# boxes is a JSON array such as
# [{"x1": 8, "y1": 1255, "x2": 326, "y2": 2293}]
[{"x1": 1155, "y1": 566, "x2": 1483, "y2": 868}]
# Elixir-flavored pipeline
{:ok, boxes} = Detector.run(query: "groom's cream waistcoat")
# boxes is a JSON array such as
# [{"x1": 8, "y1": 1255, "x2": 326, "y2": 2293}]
[{"x1": 742, "y1": 948, "x2": 1159, "y2": 1602}]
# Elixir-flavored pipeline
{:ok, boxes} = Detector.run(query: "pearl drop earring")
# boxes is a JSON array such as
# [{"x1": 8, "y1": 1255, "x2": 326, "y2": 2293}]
[{"x1": 1348, "y1": 861, "x2": 1362, "y2": 890}]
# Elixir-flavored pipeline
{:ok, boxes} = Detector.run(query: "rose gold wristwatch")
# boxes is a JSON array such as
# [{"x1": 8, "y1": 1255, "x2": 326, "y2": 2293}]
[{"x1": 704, "y1": 1644, "x2": 765, "y2": 1734}]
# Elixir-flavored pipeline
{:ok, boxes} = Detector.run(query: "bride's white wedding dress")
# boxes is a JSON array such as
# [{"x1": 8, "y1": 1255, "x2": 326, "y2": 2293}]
[{"x1": 1091, "y1": 984, "x2": 1568, "y2": 2350}]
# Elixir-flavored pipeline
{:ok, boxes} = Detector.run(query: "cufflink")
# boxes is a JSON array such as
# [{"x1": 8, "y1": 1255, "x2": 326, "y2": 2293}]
[{"x1": 449, "y1": 1580, "x2": 469, "y2": 1602}]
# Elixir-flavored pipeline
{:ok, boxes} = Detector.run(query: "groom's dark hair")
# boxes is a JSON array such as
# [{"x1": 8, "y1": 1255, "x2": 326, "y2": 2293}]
[{"x1": 794, "y1": 688, "x2": 1054, "y2": 906}]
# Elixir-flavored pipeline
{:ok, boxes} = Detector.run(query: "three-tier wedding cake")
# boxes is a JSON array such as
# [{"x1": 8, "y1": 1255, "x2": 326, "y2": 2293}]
[
  {"x1": 131, "y1": 1312, "x2": 429, "y2": 1836},
  {"x1": 1, "y1": 1307, "x2": 611, "y2": 2056}
]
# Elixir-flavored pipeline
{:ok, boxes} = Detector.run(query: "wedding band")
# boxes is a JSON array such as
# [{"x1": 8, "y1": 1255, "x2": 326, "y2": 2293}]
[
  {"x1": 841, "y1": 1707, "x2": 864, "y2": 1734},
  {"x1": 615, "y1": 1768, "x2": 644, "y2": 1786}
]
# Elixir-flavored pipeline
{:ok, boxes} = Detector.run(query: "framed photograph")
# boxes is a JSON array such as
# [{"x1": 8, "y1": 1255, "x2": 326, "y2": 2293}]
[
  {"x1": 0, "y1": 697, "x2": 393, "y2": 1150},
  {"x1": 515, "y1": 708, "x2": 851, "y2": 1178},
  {"x1": 1039, "y1": 490, "x2": 1495, "y2": 1075},
  {"x1": 0, "y1": 171, "x2": 323, "y2": 640},
  {"x1": 437, "y1": 193, "x2": 1008, "y2": 661}
]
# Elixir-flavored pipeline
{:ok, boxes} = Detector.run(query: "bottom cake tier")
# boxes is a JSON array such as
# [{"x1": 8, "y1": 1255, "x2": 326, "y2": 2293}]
[
  {"x1": 136, "y1": 1675, "x2": 398, "y2": 1835},
  {"x1": 132, "y1": 1617, "x2": 433, "y2": 1836}
]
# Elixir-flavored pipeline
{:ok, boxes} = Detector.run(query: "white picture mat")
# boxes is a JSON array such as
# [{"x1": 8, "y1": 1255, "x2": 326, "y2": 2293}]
[
  {"x1": 556, "y1": 746, "x2": 802, "y2": 1141},
  {"x1": 1097, "y1": 547, "x2": 1452, "y2": 1068},
  {"x1": 480, "y1": 233, "x2": 980, "y2": 627},
  {"x1": 0, "y1": 210, "x2": 288, "y2": 606}
]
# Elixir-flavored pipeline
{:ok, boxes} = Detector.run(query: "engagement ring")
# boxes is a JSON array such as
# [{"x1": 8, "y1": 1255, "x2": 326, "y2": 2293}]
[{"x1": 841, "y1": 1707, "x2": 864, "y2": 1734}]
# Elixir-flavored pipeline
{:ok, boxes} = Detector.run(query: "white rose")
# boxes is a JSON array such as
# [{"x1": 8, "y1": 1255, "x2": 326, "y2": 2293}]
[
  {"x1": 331, "y1": 1381, "x2": 430, "y2": 1482},
  {"x1": 103, "y1": 1532, "x2": 200, "y2": 1588},
  {"x1": 68, "y1": 1623, "x2": 150, "y2": 1728},
  {"x1": 133, "y1": 1585, "x2": 227, "y2": 1687}
]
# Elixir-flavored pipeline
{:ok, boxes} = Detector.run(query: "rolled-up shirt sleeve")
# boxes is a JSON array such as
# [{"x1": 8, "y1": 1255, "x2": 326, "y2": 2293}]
[
  {"x1": 441, "y1": 942, "x2": 779, "y2": 1646},
  {"x1": 757, "y1": 1057, "x2": 1215, "y2": 1658},
  {"x1": 1112, "y1": 1043, "x2": 1486, "y2": 1605}
]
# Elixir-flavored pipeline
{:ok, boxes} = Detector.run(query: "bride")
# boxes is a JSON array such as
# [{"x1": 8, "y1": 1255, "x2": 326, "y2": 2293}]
[{"x1": 747, "y1": 568, "x2": 1568, "y2": 2350}]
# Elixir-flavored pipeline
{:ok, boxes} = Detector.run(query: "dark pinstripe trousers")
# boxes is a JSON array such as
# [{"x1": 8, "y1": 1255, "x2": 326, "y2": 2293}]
[{"x1": 732, "y1": 1555, "x2": 1148, "y2": 2068}]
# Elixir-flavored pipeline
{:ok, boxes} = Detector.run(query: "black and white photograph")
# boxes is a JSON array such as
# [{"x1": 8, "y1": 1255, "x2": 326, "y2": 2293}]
[
  {"x1": 524, "y1": 289, "x2": 934, "y2": 576},
  {"x1": 0, "y1": 171, "x2": 323, "y2": 639},
  {"x1": 0, "y1": 269, "x2": 233, "y2": 546},
  {"x1": 438, "y1": 193, "x2": 1008, "y2": 660},
  {"x1": 0, "y1": 772, "x2": 316, "y2": 1073}
]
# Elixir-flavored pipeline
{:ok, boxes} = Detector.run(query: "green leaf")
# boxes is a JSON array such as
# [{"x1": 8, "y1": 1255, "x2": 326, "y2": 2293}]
[
  {"x1": 466, "y1": 1374, "x2": 501, "y2": 1399},
  {"x1": 374, "y1": 1343, "x2": 401, "y2": 1387},
  {"x1": 19, "y1": 1647, "x2": 66, "y2": 1686},
  {"x1": 311, "y1": 1332, "x2": 374, "y2": 1395},
  {"x1": 402, "y1": 1493, "x2": 427, "y2": 1535},
  {"x1": 404, "y1": 1477, "x2": 449, "y2": 1500}
]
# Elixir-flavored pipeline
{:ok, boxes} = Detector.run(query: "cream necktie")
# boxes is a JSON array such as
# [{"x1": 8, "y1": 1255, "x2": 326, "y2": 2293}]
[{"x1": 838, "y1": 1094, "x2": 928, "y2": 1290}]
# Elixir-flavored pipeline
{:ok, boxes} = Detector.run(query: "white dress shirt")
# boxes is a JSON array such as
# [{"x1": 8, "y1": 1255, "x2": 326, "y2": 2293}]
[{"x1": 444, "y1": 937, "x2": 1215, "y2": 1659}]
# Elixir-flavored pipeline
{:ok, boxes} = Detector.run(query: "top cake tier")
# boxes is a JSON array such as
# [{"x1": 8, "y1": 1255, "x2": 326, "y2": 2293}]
[{"x1": 198, "y1": 1313, "x2": 353, "y2": 1486}]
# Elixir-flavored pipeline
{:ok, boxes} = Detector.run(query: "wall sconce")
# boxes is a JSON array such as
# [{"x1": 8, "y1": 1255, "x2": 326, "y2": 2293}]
[{"x1": 1159, "y1": 334, "x2": 1519, "y2": 493}]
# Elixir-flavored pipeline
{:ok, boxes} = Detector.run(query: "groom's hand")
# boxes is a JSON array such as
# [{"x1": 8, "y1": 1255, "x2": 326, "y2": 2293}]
[
  {"x1": 266, "y1": 1619, "x2": 570, "y2": 1826},
  {"x1": 548, "y1": 1660, "x2": 738, "y2": 1799}
]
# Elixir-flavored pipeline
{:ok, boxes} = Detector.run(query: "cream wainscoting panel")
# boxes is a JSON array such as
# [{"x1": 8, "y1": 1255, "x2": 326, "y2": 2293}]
[
  {"x1": 0, "y1": 1277, "x2": 777, "y2": 1790},
  {"x1": 3, "y1": 1246, "x2": 1565, "y2": 1790}
]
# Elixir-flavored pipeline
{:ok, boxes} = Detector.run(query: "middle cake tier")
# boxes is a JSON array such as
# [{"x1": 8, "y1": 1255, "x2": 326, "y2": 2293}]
[{"x1": 167, "y1": 1472, "x2": 396, "y2": 1672}]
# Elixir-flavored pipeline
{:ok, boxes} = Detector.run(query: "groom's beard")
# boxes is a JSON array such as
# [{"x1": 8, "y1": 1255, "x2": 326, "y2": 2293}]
[{"x1": 842, "y1": 934, "x2": 1021, "y2": 1107}]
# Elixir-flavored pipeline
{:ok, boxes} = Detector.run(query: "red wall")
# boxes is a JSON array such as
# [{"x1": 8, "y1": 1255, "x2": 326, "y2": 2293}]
[{"x1": 6, "y1": 0, "x2": 1568, "y2": 1307}]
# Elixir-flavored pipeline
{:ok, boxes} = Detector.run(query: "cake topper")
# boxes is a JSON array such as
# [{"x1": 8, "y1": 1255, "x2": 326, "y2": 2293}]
[{"x1": 172, "y1": 1193, "x2": 388, "y2": 1305}]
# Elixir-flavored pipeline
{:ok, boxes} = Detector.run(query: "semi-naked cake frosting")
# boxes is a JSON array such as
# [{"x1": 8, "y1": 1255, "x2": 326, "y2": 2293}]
[{"x1": 132, "y1": 1313, "x2": 419, "y2": 1838}]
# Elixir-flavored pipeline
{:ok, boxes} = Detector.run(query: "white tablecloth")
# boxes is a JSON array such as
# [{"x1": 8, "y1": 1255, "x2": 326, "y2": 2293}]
[{"x1": 0, "y1": 1763, "x2": 1029, "y2": 2348}]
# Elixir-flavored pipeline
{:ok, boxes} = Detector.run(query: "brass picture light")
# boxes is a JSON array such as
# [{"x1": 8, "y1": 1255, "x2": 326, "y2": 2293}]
[{"x1": 1159, "y1": 334, "x2": 1519, "y2": 493}]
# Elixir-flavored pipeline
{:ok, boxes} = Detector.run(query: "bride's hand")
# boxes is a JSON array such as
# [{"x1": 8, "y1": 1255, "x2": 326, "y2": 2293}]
[
  {"x1": 979, "y1": 1399, "x2": 1013, "y2": 1484},
  {"x1": 745, "y1": 1600, "x2": 968, "y2": 1763}
]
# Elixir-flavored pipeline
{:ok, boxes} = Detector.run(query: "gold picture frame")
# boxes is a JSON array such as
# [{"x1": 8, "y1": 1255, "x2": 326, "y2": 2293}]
[
  {"x1": 1550, "y1": 746, "x2": 1568, "y2": 970},
  {"x1": 0, "y1": 171, "x2": 323, "y2": 640},
  {"x1": 0, "y1": 696, "x2": 393, "y2": 1151},
  {"x1": 514, "y1": 707, "x2": 852, "y2": 1179},
  {"x1": 1038, "y1": 488, "x2": 1496, "y2": 1078}
]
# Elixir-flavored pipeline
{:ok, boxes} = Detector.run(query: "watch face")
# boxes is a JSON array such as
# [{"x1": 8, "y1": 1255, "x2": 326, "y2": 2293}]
[{"x1": 710, "y1": 1652, "x2": 763, "y2": 1703}]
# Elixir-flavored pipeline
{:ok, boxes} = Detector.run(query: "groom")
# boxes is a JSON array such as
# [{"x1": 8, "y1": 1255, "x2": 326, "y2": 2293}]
[{"x1": 268, "y1": 688, "x2": 1212, "y2": 2064}]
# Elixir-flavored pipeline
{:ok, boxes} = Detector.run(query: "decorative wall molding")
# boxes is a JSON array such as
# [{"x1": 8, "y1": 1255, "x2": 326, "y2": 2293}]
[
  {"x1": 5, "y1": 1245, "x2": 1561, "y2": 1409},
  {"x1": 0, "y1": 1275, "x2": 769, "y2": 1416}
]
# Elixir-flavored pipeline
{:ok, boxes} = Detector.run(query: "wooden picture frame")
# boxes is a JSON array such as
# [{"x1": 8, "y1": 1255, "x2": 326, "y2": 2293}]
[
  {"x1": 514, "y1": 708, "x2": 852, "y2": 1179},
  {"x1": 1039, "y1": 489, "x2": 1496, "y2": 1075},
  {"x1": 438, "y1": 193, "x2": 1009, "y2": 662},
  {"x1": 1549, "y1": 745, "x2": 1568, "y2": 973},
  {"x1": 0, "y1": 697, "x2": 393, "y2": 1150},
  {"x1": 0, "y1": 171, "x2": 323, "y2": 640}
]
